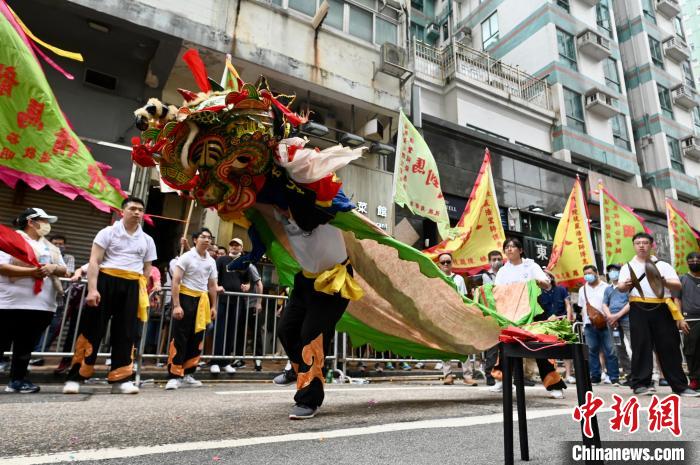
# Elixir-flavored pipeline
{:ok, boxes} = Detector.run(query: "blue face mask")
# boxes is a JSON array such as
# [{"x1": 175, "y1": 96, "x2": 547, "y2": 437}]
[
  {"x1": 584, "y1": 274, "x2": 596, "y2": 284},
  {"x1": 608, "y1": 270, "x2": 619, "y2": 281}
]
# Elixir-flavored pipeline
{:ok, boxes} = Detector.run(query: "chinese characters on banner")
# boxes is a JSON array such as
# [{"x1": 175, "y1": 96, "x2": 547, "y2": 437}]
[
  {"x1": 423, "y1": 149, "x2": 505, "y2": 273},
  {"x1": 666, "y1": 199, "x2": 700, "y2": 275},
  {"x1": 573, "y1": 393, "x2": 682, "y2": 438},
  {"x1": 599, "y1": 183, "x2": 649, "y2": 268},
  {"x1": 393, "y1": 109, "x2": 451, "y2": 239},
  {"x1": 547, "y1": 177, "x2": 596, "y2": 288},
  {"x1": 0, "y1": 5, "x2": 124, "y2": 212},
  {"x1": 355, "y1": 200, "x2": 389, "y2": 231}
]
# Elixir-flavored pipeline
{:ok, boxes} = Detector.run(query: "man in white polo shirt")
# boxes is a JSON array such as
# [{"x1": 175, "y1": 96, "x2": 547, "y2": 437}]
[
  {"x1": 63, "y1": 196, "x2": 157, "y2": 395},
  {"x1": 165, "y1": 228, "x2": 218, "y2": 390}
]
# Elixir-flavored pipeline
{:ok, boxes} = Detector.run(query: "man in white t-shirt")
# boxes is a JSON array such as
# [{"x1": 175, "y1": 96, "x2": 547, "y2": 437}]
[
  {"x1": 576, "y1": 265, "x2": 618, "y2": 384},
  {"x1": 165, "y1": 228, "x2": 218, "y2": 390},
  {"x1": 617, "y1": 232, "x2": 698, "y2": 397},
  {"x1": 64, "y1": 197, "x2": 157, "y2": 395}
]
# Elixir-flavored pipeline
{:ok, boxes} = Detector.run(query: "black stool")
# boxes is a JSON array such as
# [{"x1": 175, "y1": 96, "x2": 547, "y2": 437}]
[{"x1": 501, "y1": 341, "x2": 602, "y2": 465}]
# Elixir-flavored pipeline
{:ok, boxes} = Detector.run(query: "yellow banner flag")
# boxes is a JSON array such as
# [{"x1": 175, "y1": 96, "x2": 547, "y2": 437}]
[
  {"x1": 547, "y1": 177, "x2": 596, "y2": 288},
  {"x1": 667, "y1": 199, "x2": 700, "y2": 275},
  {"x1": 424, "y1": 149, "x2": 505, "y2": 273},
  {"x1": 393, "y1": 109, "x2": 451, "y2": 238}
]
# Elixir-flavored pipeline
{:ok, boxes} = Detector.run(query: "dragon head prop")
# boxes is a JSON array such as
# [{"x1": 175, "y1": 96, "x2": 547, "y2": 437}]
[{"x1": 131, "y1": 49, "x2": 307, "y2": 220}]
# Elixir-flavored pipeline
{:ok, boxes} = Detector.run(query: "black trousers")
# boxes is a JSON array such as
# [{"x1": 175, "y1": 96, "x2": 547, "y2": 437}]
[
  {"x1": 629, "y1": 302, "x2": 688, "y2": 392},
  {"x1": 483, "y1": 345, "x2": 499, "y2": 378},
  {"x1": 0, "y1": 310, "x2": 53, "y2": 381},
  {"x1": 67, "y1": 272, "x2": 139, "y2": 383},
  {"x1": 684, "y1": 320, "x2": 700, "y2": 381},
  {"x1": 211, "y1": 294, "x2": 244, "y2": 365},
  {"x1": 167, "y1": 294, "x2": 204, "y2": 378},
  {"x1": 278, "y1": 271, "x2": 349, "y2": 408}
]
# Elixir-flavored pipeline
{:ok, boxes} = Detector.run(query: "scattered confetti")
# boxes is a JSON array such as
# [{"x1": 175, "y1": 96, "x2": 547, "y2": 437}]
[
  {"x1": 212, "y1": 456, "x2": 221, "y2": 461},
  {"x1": 368, "y1": 399, "x2": 377, "y2": 407}
]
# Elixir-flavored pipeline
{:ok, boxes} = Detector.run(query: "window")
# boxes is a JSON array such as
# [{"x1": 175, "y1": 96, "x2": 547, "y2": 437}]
[
  {"x1": 668, "y1": 136, "x2": 685, "y2": 172},
  {"x1": 683, "y1": 61, "x2": 695, "y2": 88},
  {"x1": 557, "y1": 29, "x2": 578, "y2": 71},
  {"x1": 442, "y1": 21, "x2": 449, "y2": 42},
  {"x1": 642, "y1": 0, "x2": 656, "y2": 24},
  {"x1": 649, "y1": 36, "x2": 664, "y2": 69},
  {"x1": 612, "y1": 114, "x2": 630, "y2": 150},
  {"x1": 411, "y1": 21, "x2": 425, "y2": 41},
  {"x1": 604, "y1": 58, "x2": 621, "y2": 92},
  {"x1": 597, "y1": 0, "x2": 612, "y2": 38},
  {"x1": 674, "y1": 16, "x2": 685, "y2": 39},
  {"x1": 557, "y1": 0, "x2": 570, "y2": 13},
  {"x1": 411, "y1": 0, "x2": 424, "y2": 12},
  {"x1": 289, "y1": 0, "x2": 316, "y2": 16},
  {"x1": 564, "y1": 88, "x2": 586, "y2": 133},
  {"x1": 481, "y1": 12, "x2": 499, "y2": 49},
  {"x1": 693, "y1": 107, "x2": 700, "y2": 133},
  {"x1": 349, "y1": 4, "x2": 373, "y2": 42},
  {"x1": 326, "y1": 0, "x2": 344, "y2": 30},
  {"x1": 658, "y1": 84, "x2": 674, "y2": 119},
  {"x1": 376, "y1": 17, "x2": 398, "y2": 45}
]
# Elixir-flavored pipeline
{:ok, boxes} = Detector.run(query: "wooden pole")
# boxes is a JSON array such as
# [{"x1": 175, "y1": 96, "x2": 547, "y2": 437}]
[{"x1": 179, "y1": 199, "x2": 196, "y2": 255}]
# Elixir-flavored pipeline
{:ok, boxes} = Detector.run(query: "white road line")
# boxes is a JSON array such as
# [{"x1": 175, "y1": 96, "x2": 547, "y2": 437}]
[
  {"x1": 0, "y1": 408, "x2": 573, "y2": 465},
  {"x1": 213, "y1": 385, "x2": 541, "y2": 395}
]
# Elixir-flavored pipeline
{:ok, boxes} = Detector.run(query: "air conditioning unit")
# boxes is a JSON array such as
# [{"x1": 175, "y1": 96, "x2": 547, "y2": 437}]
[
  {"x1": 576, "y1": 30, "x2": 611, "y2": 61},
  {"x1": 426, "y1": 23, "x2": 440, "y2": 42},
  {"x1": 682, "y1": 136, "x2": 700, "y2": 161},
  {"x1": 379, "y1": 42, "x2": 410, "y2": 78},
  {"x1": 454, "y1": 25, "x2": 472, "y2": 45},
  {"x1": 585, "y1": 89, "x2": 618, "y2": 118},
  {"x1": 655, "y1": 0, "x2": 681, "y2": 19},
  {"x1": 672, "y1": 84, "x2": 698, "y2": 110},
  {"x1": 663, "y1": 36, "x2": 690, "y2": 63}
]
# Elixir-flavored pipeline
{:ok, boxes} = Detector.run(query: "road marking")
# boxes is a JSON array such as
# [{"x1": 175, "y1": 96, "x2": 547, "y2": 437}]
[
  {"x1": 1, "y1": 408, "x2": 573, "y2": 464},
  {"x1": 213, "y1": 385, "x2": 541, "y2": 395}
]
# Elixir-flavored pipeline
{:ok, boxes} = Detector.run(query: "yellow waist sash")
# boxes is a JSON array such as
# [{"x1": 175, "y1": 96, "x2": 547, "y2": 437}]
[
  {"x1": 629, "y1": 296, "x2": 683, "y2": 321},
  {"x1": 179, "y1": 284, "x2": 210, "y2": 333},
  {"x1": 302, "y1": 260, "x2": 364, "y2": 301},
  {"x1": 100, "y1": 268, "x2": 148, "y2": 322}
]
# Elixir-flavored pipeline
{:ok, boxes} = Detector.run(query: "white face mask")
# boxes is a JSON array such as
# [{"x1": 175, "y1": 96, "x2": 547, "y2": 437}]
[{"x1": 35, "y1": 222, "x2": 51, "y2": 237}]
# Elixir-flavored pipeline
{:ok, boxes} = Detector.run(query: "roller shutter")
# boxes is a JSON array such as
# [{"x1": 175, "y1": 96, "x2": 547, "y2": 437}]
[{"x1": 0, "y1": 184, "x2": 112, "y2": 267}]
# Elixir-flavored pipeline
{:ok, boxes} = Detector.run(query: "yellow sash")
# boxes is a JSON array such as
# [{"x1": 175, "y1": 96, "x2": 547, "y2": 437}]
[
  {"x1": 100, "y1": 268, "x2": 148, "y2": 322},
  {"x1": 629, "y1": 296, "x2": 683, "y2": 321},
  {"x1": 179, "y1": 284, "x2": 211, "y2": 333},
  {"x1": 302, "y1": 261, "x2": 364, "y2": 301}
]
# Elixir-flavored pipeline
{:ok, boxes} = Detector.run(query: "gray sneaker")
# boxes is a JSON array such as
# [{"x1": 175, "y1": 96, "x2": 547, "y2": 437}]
[
  {"x1": 633, "y1": 386, "x2": 650, "y2": 395},
  {"x1": 679, "y1": 388, "x2": 700, "y2": 397},
  {"x1": 273, "y1": 370, "x2": 296, "y2": 386},
  {"x1": 289, "y1": 404, "x2": 318, "y2": 420}
]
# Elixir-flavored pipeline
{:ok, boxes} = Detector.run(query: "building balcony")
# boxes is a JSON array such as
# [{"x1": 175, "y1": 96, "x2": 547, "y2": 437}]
[
  {"x1": 682, "y1": 136, "x2": 700, "y2": 161},
  {"x1": 672, "y1": 85, "x2": 699, "y2": 110},
  {"x1": 655, "y1": 0, "x2": 681, "y2": 18},
  {"x1": 585, "y1": 89, "x2": 619, "y2": 118},
  {"x1": 577, "y1": 30, "x2": 612, "y2": 61},
  {"x1": 413, "y1": 39, "x2": 552, "y2": 111},
  {"x1": 663, "y1": 37, "x2": 690, "y2": 63}
]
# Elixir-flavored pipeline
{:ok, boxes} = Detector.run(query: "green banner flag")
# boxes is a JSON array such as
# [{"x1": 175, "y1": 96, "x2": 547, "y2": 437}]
[
  {"x1": 667, "y1": 199, "x2": 700, "y2": 275},
  {"x1": 393, "y1": 109, "x2": 451, "y2": 238},
  {"x1": 599, "y1": 183, "x2": 650, "y2": 268},
  {"x1": 0, "y1": 6, "x2": 124, "y2": 212}
]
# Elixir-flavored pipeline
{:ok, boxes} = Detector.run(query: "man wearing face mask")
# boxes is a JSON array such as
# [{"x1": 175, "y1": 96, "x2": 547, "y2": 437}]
[
  {"x1": 603, "y1": 264, "x2": 632, "y2": 384},
  {"x1": 673, "y1": 252, "x2": 700, "y2": 391},
  {"x1": 577, "y1": 265, "x2": 618, "y2": 385},
  {"x1": 50, "y1": 235, "x2": 75, "y2": 276}
]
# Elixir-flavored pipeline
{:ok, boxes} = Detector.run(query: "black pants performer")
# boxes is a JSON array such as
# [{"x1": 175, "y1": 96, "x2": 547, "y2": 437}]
[
  {"x1": 167, "y1": 294, "x2": 204, "y2": 378},
  {"x1": 684, "y1": 320, "x2": 700, "y2": 381},
  {"x1": 278, "y1": 271, "x2": 349, "y2": 408},
  {"x1": 629, "y1": 302, "x2": 689, "y2": 392},
  {"x1": 0, "y1": 310, "x2": 53, "y2": 381},
  {"x1": 67, "y1": 272, "x2": 139, "y2": 383}
]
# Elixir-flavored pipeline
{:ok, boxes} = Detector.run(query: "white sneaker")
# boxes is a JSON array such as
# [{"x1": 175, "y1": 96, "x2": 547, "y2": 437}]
[
  {"x1": 602, "y1": 373, "x2": 612, "y2": 384},
  {"x1": 165, "y1": 378, "x2": 181, "y2": 390},
  {"x1": 183, "y1": 375, "x2": 203, "y2": 387},
  {"x1": 62, "y1": 381, "x2": 80, "y2": 394},
  {"x1": 223, "y1": 364, "x2": 236, "y2": 374},
  {"x1": 565, "y1": 376, "x2": 576, "y2": 384},
  {"x1": 414, "y1": 362, "x2": 425, "y2": 369},
  {"x1": 549, "y1": 389, "x2": 565, "y2": 399},
  {"x1": 490, "y1": 381, "x2": 503, "y2": 392},
  {"x1": 105, "y1": 358, "x2": 111, "y2": 367},
  {"x1": 111, "y1": 381, "x2": 139, "y2": 394},
  {"x1": 433, "y1": 362, "x2": 444, "y2": 370},
  {"x1": 209, "y1": 364, "x2": 221, "y2": 374}
]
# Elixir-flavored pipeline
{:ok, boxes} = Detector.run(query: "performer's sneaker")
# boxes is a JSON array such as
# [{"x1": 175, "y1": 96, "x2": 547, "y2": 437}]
[
  {"x1": 679, "y1": 388, "x2": 700, "y2": 397},
  {"x1": 183, "y1": 375, "x2": 203, "y2": 387},
  {"x1": 548, "y1": 389, "x2": 564, "y2": 399},
  {"x1": 565, "y1": 376, "x2": 576, "y2": 384},
  {"x1": 62, "y1": 381, "x2": 81, "y2": 394},
  {"x1": 209, "y1": 364, "x2": 221, "y2": 374},
  {"x1": 5, "y1": 380, "x2": 40, "y2": 393},
  {"x1": 223, "y1": 364, "x2": 237, "y2": 374},
  {"x1": 273, "y1": 370, "x2": 297, "y2": 386},
  {"x1": 633, "y1": 386, "x2": 650, "y2": 395},
  {"x1": 490, "y1": 381, "x2": 503, "y2": 392},
  {"x1": 111, "y1": 381, "x2": 139, "y2": 394},
  {"x1": 289, "y1": 404, "x2": 318, "y2": 420},
  {"x1": 165, "y1": 378, "x2": 181, "y2": 390}
]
